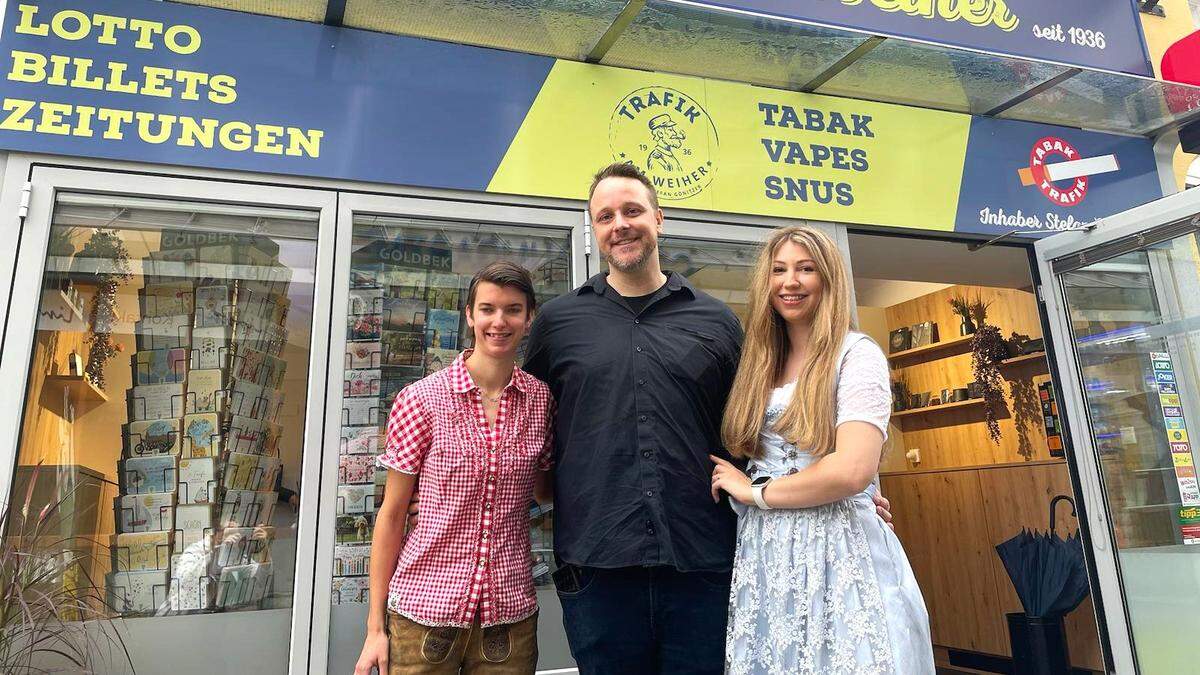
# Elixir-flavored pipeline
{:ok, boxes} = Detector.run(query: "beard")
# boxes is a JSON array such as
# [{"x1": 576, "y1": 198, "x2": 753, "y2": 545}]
[{"x1": 605, "y1": 238, "x2": 656, "y2": 272}]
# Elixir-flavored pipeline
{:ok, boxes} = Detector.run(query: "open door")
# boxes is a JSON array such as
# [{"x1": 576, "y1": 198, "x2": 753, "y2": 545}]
[{"x1": 1036, "y1": 188, "x2": 1200, "y2": 674}]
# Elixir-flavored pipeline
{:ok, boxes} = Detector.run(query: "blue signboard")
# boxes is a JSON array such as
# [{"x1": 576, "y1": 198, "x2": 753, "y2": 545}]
[
  {"x1": 702, "y1": 0, "x2": 1153, "y2": 76},
  {"x1": 0, "y1": 0, "x2": 1163, "y2": 237}
]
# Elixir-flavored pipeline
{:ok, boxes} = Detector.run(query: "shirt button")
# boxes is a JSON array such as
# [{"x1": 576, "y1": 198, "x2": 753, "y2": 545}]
[
  {"x1": 646, "y1": 521, "x2": 656, "y2": 535},
  {"x1": 482, "y1": 531, "x2": 489, "y2": 540},
  {"x1": 478, "y1": 558, "x2": 487, "y2": 568},
  {"x1": 638, "y1": 415, "x2": 647, "y2": 422},
  {"x1": 634, "y1": 319, "x2": 640, "y2": 324},
  {"x1": 636, "y1": 346, "x2": 643, "y2": 353},
  {"x1": 485, "y1": 502, "x2": 493, "y2": 511},
  {"x1": 638, "y1": 379, "x2": 646, "y2": 386},
  {"x1": 487, "y1": 475, "x2": 496, "y2": 483},
  {"x1": 642, "y1": 450, "x2": 651, "y2": 459},
  {"x1": 645, "y1": 490, "x2": 654, "y2": 497}
]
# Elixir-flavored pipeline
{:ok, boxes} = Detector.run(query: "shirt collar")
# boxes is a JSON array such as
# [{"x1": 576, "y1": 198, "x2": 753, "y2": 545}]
[
  {"x1": 577, "y1": 270, "x2": 694, "y2": 298},
  {"x1": 446, "y1": 349, "x2": 531, "y2": 395}
]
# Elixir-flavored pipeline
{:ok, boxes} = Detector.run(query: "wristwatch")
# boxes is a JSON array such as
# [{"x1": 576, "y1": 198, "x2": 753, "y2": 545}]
[{"x1": 751, "y1": 476, "x2": 773, "y2": 510}]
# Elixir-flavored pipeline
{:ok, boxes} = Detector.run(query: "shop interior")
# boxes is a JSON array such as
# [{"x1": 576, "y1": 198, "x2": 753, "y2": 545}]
[{"x1": 848, "y1": 232, "x2": 1104, "y2": 673}]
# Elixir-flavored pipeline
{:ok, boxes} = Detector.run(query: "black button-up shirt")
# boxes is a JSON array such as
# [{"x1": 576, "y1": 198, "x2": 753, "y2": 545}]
[{"x1": 523, "y1": 271, "x2": 743, "y2": 572}]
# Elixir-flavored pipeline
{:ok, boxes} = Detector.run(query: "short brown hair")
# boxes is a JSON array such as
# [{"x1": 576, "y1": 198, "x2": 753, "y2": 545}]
[
  {"x1": 466, "y1": 261, "x2": 537, "y2": 312},
  {"x1": 588, "y1": 162, "x2": 659, "y2": 212}
]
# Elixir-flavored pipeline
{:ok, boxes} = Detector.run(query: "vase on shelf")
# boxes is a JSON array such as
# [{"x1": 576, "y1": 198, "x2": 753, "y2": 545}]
[{"x1": 958, "y1": 315, "x2": 976, "y2": 336}]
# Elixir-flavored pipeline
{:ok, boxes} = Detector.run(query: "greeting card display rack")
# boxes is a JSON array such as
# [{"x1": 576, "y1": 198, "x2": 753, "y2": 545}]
[{"x1": 109, "y1": 230, "x2": 291, "y2": 616}]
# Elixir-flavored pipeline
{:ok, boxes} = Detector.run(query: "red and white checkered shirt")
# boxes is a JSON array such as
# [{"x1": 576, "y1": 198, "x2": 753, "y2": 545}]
[{"x1": 378, "y1": 350, "x2": 554, "y2": 628}]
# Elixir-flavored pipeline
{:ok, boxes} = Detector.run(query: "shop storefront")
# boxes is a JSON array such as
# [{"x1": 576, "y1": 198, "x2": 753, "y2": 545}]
[{"x1": 0, "y1": 1, "x2": 1198, "y2": 673}]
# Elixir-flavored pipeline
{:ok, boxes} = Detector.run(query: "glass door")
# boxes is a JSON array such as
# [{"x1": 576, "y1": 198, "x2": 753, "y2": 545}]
[
  {"x1": 316, "y1": 193, "x2": 584, "y2": 674},
  {"x1": 0, "y1": 167, "x2": 337, "y2": 674},
  {"x1": 1037, "y1": 188, "x2": 1200, "y2": 674}
]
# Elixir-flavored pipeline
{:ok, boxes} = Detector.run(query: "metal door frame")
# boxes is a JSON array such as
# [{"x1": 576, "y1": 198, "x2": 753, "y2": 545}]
[
  {"x1": 1035, "y1": 187, "x2": 1200, "y2": 675},
  {"x1": 310, "y1": 191, "x2": 586, "y2": 673},
  {"x1": 0, "y1": 164, "x2": 339, "y2": 675}
]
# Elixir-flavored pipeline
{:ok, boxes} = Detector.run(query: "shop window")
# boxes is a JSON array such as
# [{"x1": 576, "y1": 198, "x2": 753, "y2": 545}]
[
  {"x1": 658, "y1": 236, "x2": 757, "y2": 324},
  {"x1": 330, "y1": 215, "x2": 571, "y2": 608},
  {"x1": 5, "y1": 194, "x2": 317, "y2": 626}
]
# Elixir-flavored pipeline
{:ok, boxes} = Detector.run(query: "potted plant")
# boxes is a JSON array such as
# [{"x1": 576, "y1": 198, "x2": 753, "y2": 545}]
[
  {"x1": 968, "y1": 298, "x2": 1010, "y2": 444},
  {"x1": 0, "y1": 465, "x2": 133, "y2": 673},
  {"x1": 948, "y1": 294, "x2": 976, "y2": 336},
  {"x1": 77, "y1": 229, "x2": 131, "y2": 391}
]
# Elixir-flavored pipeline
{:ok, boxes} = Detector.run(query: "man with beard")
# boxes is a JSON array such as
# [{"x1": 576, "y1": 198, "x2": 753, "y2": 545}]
[{"x1": 523, "y1": 162, "x2": 894, "y2": 674}]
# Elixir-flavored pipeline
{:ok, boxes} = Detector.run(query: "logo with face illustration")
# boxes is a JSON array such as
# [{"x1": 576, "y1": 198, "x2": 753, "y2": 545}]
[{"x1": 609, "y1": 87, "x2": 718, "y2": 201}]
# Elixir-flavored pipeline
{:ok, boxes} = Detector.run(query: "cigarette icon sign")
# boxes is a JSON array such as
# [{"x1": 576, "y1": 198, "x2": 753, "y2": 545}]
[
  {"x1": 1019, "y1": 137, "x2": 1119, "y2": 206},
  {"x1": 1018, "y1": 155, "x2": 1120, "y2": 186}
]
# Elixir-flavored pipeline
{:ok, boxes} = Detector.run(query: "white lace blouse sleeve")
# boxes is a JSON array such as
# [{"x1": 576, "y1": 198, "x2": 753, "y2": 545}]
[{"x1": 835, "y1": 337, "x2": 892, "y2": 441}]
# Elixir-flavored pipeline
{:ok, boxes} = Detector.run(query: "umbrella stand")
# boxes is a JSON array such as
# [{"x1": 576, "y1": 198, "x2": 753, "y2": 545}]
[
  {"x1": 1006, "y1": 612, "x2": 1070, "y2": 675},
  {"x1": 998, "y1": 494, "x2": 1086, "y2": 675}
]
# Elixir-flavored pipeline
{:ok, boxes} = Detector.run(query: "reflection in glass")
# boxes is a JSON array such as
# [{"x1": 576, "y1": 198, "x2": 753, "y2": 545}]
[
  {"x1": 1060, "y1": 233, "x2": 1200, "y2": 672},
  {"x1": 328, "y1": 214, "x2": 572, "y2": 669},
  {"x1": 6, "y1": 194, "x2": 317, "y2": 668},
  {"x1": 603, "y1": 0, "x2": 868, "y2": 91},
  {"x1": 1001, "y1": 71, "x2": 1182, "y2": 135},
  {"x1": 344, "y1": 0, "x2": 623, "y2": 60},
  {"x1": 659, "y1": 236, "x2": 758, "y2": 323},
  {"x1": 817, "y1": 40, "x2": 1065, "y2": 114}
]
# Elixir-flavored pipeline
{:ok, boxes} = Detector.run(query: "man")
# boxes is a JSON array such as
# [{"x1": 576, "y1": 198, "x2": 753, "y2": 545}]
[
  {"x1": 645, "y1": 114, "x2": 685, "y2": 173},
  {"x1": 523, "y1": 162, "x2": 891, "y2": 674}
]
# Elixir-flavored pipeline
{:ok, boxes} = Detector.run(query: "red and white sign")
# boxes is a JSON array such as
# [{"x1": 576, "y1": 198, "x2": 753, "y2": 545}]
[{"x1": 1017, "y1": 137, "x2": 1119, "y2": 206}]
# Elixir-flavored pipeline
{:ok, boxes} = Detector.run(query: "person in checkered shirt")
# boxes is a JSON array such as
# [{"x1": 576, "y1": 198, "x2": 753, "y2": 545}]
[{"x1": 354, "y1": 261, "x2": 555, "y2": 675}]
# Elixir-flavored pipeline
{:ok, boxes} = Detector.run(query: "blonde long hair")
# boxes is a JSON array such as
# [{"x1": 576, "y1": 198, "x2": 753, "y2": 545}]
[{"x1": 721, "y1": 226, "x2": 854, "y2": 459}]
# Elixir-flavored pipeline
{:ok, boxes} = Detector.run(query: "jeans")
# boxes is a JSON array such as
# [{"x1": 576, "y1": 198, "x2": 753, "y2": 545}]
[{"x1": 554, "y1": 564, "x2": 730, "y2": 675}]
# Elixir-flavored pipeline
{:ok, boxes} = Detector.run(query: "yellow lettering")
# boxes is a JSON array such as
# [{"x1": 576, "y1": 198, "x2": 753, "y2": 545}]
[
  {"x1": 208, "y1": 75, "x2": 237, "y2": 104},
  {"x1": 91, "y1": 14, "x2": 128, "y2": 45},
  {"x1": 252, "y1": 124, "x2": 284, "y2": 155},
  {"x1": 35, "y1": 102, "x2": 72, "y2": 135},
  {"x1": 14, "y1": 5, "x2": 49, "y2": 36},
  {"x1": 135, "y1": 112, "x2": 176, "y2": 143},
  {"x1": 69, "y1": 58, "x2": 105, "y2": 90},
  {"x1": 0, "y1": 98, "x2": 36, "y2": 132},
  {"x1": 74, "y1": 105, "x2": 97, "y2": 137},
  {"x1": 140, "y1": 66, "x2": 174, "y2": 98},
  {"x1": 51, "y1": 9, "x2": 90, "y2": 41},
  {"x1": 8, "y1": 50, "x2": 47, "y2": 84},
  {"x1": 847, "y1": 0, "x2": 1018, "y2": 31},
  {"x1": 105, "y1": 62, "x2": 139, "y2": 94},
  {"x1": 96, "y1": 107, "x2": 134, "y2": 139},
  {"x1": 177, "y1": 116, "x2": 217, "y2": 148},
  {"x1": 285, "y1": 128, "x2": 323, "y2": 158},
  {"x1": 164, "y1": 24, "x2": 201, "y2": 55},
  {"x1": 128, "y1": 18, "x2": 164, "y2": 49},
  {"x1": 220, "y1": 121, "x2": 252, "y2": 151},
  {"x1": 46, "y1": 54, "x2": 71, "y2": 86},
  {"x1": 174, "y1": 70, "x2": 208, "y2": 101}
]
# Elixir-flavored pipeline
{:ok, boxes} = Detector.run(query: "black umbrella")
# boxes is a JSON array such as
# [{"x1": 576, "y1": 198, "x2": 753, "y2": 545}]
[{"x1": 995, "y1": 495, "x2": 1090, "y2": 618}]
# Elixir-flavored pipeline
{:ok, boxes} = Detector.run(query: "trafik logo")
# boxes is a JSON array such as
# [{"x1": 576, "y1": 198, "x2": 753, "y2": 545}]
[{"x1": 1017, "y1": 137, "x2": 1119, "y2": 206}]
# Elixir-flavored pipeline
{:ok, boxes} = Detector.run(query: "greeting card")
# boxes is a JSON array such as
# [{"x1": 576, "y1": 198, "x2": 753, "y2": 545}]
[
  {"x1": 178, "y1": 457, "x2": 218, "y2": 504},
  {"x1": 127, "y1": 382, "x2": 185, "y2": 421},
  {"x1": 120, "y1": 455, "x2": 178, "y2": 495},
  {"x1": 182, "y1": 413, "x2": 222, "y2": 457}
]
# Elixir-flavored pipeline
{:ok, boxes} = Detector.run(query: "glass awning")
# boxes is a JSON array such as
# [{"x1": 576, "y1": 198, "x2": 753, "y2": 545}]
[{"x1": 170, "y1": 0, "x2": 1200, "y2": 137}]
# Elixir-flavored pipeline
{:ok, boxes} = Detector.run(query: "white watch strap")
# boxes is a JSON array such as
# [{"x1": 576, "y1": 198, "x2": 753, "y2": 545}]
[{"x1": 752, "y1": 483, "x2": 772, "y2": 510}]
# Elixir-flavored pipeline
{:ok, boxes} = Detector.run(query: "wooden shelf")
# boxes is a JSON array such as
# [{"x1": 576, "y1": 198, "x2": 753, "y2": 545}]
[
  {"x1": 40, "y1": 375, "x2": 109, "y2": 417},
  {"x1": 999, "y1": 351, "x2": 1047, "y2": 367},
  {"x1": 887, "y1": 335, "x2": 972, "y2": 364},
  {"x1": 892, "y1": 398, "x2": 985, "y2": 419}
]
